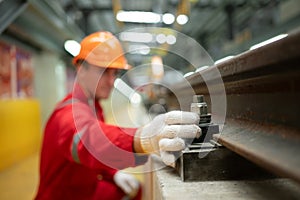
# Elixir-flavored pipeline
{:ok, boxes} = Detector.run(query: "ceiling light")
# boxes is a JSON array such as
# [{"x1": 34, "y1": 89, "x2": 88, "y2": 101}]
[
  {"x1": 116, "y1": 11, "x2": 161, "y2": 23},
  {"x1": 156, "y1": 34, "x2": 166, "y2": 44},
  {"x1": 114, "y1": 78, "x2": 142, "y2": 105},
  {"x1": 176, "y1": 14, "x2": 189, "y2": 25},
  {"x1": 64, "y1": 40, "x2": 80, "y2": 56},
  {"x1": 250, "y1": 34, "x2": 288, "y2": 50},
  {"x1": 162, "y1": 13, "x2": 175, "y2": 24},
  {"x1": 166, "y1": 35, "x2": 176, "y2": 45},
  {"x1": 120, "y1": 32, "x2": 153, "y2": 43},
  {"x1": 128, "y1": 44, "x2": 150, "y2": 55},
  {"x1": 130, "y1": 92, "x2": 142, "y2": 106}
]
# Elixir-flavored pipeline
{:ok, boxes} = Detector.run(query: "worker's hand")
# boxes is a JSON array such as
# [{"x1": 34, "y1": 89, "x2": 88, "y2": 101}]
[
  {"x1": 136, "y1": 111, "x2": 201, "y2": 166},
  {"x1": 113, "y1": 171, "x2": 140, "y2": 199}
]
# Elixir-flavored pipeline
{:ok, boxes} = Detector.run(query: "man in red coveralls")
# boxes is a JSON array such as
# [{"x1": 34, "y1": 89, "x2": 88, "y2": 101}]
[{"x1": 35, "y1": 31, "x2": 201, "y2": 200}]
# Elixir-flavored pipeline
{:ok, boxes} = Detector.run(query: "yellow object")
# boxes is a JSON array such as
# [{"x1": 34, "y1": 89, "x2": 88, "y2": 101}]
[
  {"x1": 73, "y1": 31, "x2": 131, "y2": 70},
  {"x1": 0, "y1": 99, "x2": 42, "y2": 171}
]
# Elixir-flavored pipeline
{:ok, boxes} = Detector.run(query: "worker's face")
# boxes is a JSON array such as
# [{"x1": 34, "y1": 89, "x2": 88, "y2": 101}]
[{"x1": 78, "y1": 63, "x2": 118, "y2": 100}]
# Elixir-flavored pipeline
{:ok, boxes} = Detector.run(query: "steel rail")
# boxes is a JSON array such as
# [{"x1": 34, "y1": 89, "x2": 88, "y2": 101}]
[{"x1": 167, "y1": 30, "x2": 300, "y2": 183}]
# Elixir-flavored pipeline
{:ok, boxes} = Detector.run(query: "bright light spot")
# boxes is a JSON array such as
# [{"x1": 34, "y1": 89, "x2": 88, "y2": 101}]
[
  {"x1": 116, "y1": 11, "x2": 161, "y2": 23},
  {"x1": 184, "y1": 71, "x2": 194, "y2": 77},
  {"x1": 151, "y1": 56, "x2": 164, "y2": 79},
  {"x1": 114, "y1": 78, "x2": 133, "y2": 95},
  {"x1": 64, "y1": 40, "x2": 81, "y2": 56},
  {"x1": 166, "y1": 35, "x2": 176, "y2": 44},
  {"x1": 195, "y1": 65, "x2": 209, "y2": 72},
  {"x1": 120, "y1": 32, "x2": 153, "y2": 43},
  {"x1": 176, "y1": 14, "x2": 189, "y2": 25},
  {"x1": 128, "y1": 44, "x2": 150, "y2": 55},
  {"x1": 162, "y1": 13, "x2": 175, "y2": 24},
  {"x1": 156, "y1": 34, "x2": 166, "y2": 44},
  {"x1": 130, "y1": 93, "x2": 142, "y2": 105},
  {"x1": 215, "y1": 56, "x2": 234, "y2": 65},
  {"x1": 114, "y1": 78, "x2": 142, "y2": 106},
  {"x1": 250, "y1": 34, "x2": 288, "y2": 50}
]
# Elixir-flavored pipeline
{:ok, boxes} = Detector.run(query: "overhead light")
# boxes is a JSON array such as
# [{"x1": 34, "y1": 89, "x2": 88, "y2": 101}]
[
  {"x1": 130, "y1": 93, "x2": 142, "y2": 106},
  {"x1": 155, "y1": 34, "x2": 177, "y2": 45},
  {"x1": 250, "y1": 34, "x2": 288, "y2": 50},
  {"x1": 64, "y1": 40, "x2": 80, "y2": 56},
  {"x1": 114, "y1": 78, "x2": 142, "y2": 106},
  {"x1": 156, "y1": 34, "x2": 166, "y2": 44},
  {"x1": 128, "y1": 44, "x2": 150, "y2": 55},
  {"x1": 120, "y1": 32, "x2": 153, "y2": 43},
  {"x1": 116, "y1": 10, "x2": 161, "y2": 23},
  {"x1": 176, "y1": 14, "x2": 189, "y2": 25},
  {"x1": 166, "y1": 35, "x2": 176, "y2": 45},
  {"x1": 162, "y1": 13, "x2": 175, "y2": 24}
]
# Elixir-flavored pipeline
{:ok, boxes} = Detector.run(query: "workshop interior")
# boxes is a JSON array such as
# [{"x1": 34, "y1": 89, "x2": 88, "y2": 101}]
[{"x1": 0, "y1": 0, "x2": 300, "y2": 199}]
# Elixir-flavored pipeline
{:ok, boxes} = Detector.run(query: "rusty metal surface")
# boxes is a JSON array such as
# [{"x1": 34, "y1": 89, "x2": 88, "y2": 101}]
[
  {"x1": 214, "y1": 119, "x2": 300, "y2": 183},
  {"x1": 176, "y1": 144, "x2": 276, "y2": 182},
  {"x1": 164, "y1": 30, "x2": 300, "y2": 183},
  {"x1": 174, "y1": 30, "x2": 300, "y2": 91}
]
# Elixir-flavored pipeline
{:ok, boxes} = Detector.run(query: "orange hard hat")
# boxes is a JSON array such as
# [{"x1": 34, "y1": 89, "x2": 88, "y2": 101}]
[{"x1": 73, "y1": 31, "x2": 131, "y2": 70}]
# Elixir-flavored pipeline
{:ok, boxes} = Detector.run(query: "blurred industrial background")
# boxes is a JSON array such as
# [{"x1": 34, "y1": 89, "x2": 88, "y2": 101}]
[
  {"x1": 2, "y1": 0, "x2": 300, "y2": 69},
  {"x1": 0, "y1": 0, "x2": 300, "y2": 199}
]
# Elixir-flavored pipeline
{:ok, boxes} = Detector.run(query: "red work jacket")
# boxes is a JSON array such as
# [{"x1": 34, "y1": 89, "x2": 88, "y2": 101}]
[{"x1": 35, "y1": 84, "x2": 148, "y2": 200}]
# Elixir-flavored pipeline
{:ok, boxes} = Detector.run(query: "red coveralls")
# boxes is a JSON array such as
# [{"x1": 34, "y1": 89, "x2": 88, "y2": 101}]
[{"x1": 35, "y1": 84, "x2": 148, "y2": 200}]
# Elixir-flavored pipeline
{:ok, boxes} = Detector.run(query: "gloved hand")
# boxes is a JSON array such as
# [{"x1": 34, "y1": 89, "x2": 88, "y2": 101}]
[
  {"x1": 113, "y1": 171, "x2": 140, "y2": 199},
  {"x1": 135, "y1": 110, "x2": 201, "y2": 166}
]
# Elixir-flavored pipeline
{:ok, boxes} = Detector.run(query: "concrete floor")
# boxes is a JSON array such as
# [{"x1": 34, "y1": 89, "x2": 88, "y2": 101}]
[
  {"x1": 149, "y1": 159, "x2": 300, "y2": 200},
  {"x1": 0, "y1": 152, "x2": 39, "y2": 200}
]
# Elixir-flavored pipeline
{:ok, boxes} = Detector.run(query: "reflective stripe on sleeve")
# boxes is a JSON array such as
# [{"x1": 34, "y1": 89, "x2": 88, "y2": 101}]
[{"x1": 71, "y1": 126, "x2": 87, "y2": 164}]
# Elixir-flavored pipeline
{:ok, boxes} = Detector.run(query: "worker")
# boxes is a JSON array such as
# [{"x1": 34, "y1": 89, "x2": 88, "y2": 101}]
[{"x1": 35, "y1": 31, "x2": 201, "y2": 200}]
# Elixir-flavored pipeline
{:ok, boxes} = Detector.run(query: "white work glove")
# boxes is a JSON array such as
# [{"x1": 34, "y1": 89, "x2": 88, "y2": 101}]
[
  {"x1": 113, "y1": 171, "x2": 140, "y2": 199},
  {"x1": 137, "y1": 110, "x2": 201, "y2": 166}
]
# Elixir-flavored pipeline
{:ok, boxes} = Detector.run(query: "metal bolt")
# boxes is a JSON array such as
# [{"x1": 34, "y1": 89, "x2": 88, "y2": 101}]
[
  {"x1": 193, "y1": 95, "x2": 204, "y2": 103},
  {"x1": 191, "y1": 95, "x2": 208, "y2": 115}
]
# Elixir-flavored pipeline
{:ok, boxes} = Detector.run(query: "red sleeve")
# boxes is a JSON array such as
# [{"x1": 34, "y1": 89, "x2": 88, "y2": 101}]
[
  {"x1": 101, "y1": 167, "x2": 117, "y2": 181},
  {"x1": 55, "y1": 101, "x2": 147, "y2": 173}
]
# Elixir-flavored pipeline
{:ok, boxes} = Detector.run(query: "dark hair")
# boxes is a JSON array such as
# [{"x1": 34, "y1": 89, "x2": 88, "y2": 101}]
[{"x1": 74, "y1": 59, "x2": 90, "y2": 69}]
